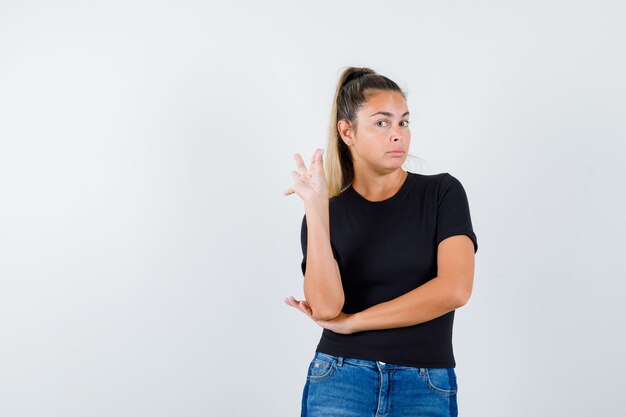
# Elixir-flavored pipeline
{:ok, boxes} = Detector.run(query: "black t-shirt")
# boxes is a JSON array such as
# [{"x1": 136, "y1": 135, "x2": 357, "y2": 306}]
[{"x1": 300, "y1": 171, "x2": 478, "y2": 368}]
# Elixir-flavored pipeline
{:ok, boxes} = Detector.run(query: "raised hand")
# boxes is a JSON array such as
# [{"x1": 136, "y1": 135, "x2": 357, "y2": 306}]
[{"x1": 283, "y1": 148, "x2": 329, "y2": 202}]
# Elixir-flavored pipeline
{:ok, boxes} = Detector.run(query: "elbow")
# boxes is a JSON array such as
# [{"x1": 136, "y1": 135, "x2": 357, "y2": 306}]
[
  {"x1": 455, "y1": 287, "x2": 472, "y2": 307},
  {"x1": 303, "y1": 277, "x2": 345, "y2": 320},
  {"x1": 309, "y1": 297, "x2": 344, "y2": 321},
  {"x1": 311, "y1": 305, "x2": 343, "y2": 321}
]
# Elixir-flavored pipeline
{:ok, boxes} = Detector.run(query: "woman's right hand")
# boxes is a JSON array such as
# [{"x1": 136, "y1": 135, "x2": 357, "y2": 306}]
[{"x1": 283, "y1": 148, "x2": 329, "y2": 203}]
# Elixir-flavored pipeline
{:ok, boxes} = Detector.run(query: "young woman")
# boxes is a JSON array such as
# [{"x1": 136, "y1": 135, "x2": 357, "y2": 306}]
[{"x1": 283, "y1": 67, "x2": 478, "y2": 417}]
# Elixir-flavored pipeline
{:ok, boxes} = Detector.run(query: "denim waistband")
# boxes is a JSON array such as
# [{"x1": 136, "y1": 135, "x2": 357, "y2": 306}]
[{"x1": 314, "y1": 351, "x2": 427, "y2": 372}]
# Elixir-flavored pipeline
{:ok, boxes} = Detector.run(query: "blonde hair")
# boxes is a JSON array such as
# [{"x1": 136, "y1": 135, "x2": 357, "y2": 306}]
[{"x1": 323, "y1": 67, "x2": 409, "y2": 198}]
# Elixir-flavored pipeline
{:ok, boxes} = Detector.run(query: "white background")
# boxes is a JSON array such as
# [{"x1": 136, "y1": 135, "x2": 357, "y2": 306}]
[{"x1": 1, "y1": 1, "x2": 624, "y2": 416}]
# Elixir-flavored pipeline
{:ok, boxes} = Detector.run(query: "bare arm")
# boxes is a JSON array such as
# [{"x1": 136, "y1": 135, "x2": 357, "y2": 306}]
[
  {"x1": 349, "y1": 235, "x2": 474, "y2": 332},
  {"x1": 283, "y1": 149, "x2": 344, "y2": 321},
  {"x1": 289, "y1": 236, "x2": 474, "y2": 334},
  {"x1": 302, "y1": 198, "x2": 345, "y2": 321}
]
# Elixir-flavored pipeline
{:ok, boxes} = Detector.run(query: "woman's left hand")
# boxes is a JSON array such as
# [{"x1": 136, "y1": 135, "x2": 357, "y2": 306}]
[{"x1": 284, "y1": 295, "x2": 357, "y2": 334}]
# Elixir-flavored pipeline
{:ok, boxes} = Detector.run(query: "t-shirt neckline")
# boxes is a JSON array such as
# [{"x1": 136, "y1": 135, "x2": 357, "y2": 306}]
[{"x1": 347, "y1": 171, "x2": 414, "y2": 208}]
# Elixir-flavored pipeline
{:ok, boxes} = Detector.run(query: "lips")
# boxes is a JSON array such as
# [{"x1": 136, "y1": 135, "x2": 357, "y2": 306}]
[{"x1": 388, "y1": 150, "x2": 405, "y2": 154}]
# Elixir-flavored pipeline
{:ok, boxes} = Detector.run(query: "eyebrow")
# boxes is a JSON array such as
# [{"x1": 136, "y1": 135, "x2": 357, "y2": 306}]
[{"x1": 369, "y1": 111, "x2": 410, "y2": 117}]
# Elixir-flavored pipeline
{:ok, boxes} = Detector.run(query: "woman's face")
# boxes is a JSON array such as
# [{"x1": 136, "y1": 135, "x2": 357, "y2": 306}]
[{"x1": 339, "y1": 90, "x2": 411, "y2": 174}]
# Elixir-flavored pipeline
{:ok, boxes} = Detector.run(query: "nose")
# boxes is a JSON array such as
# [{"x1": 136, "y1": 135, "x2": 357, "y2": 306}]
[{"x1": 390, "y1": 125, "x2": 404, "y2": 142}]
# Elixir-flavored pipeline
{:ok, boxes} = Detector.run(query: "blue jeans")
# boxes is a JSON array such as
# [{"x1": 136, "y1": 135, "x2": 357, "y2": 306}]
[{"x1": 301, "y1": 352, "x2": 458, "y2": 417}]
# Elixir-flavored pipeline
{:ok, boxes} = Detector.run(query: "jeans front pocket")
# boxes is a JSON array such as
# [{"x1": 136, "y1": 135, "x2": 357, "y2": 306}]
[
  {"x1": 424, "y1": 367, "x2": 457, "y2": 396},
  {"x1": 306, "y1": 353, "x2": 338, "y2": 382}
]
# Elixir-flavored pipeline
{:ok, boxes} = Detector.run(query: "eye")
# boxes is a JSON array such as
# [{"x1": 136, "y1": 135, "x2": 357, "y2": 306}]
[
  {"x1": 401, "y1": 120, "x2": 410, "y2": 127},
  {"x1": 376, "y1": 121, "x2": 388, "y2": 127}
]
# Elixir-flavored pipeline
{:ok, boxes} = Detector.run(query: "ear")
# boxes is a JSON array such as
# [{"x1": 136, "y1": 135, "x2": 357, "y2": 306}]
[{"x1": 337, "y1": 119, "x2": 354, "y2": 146}]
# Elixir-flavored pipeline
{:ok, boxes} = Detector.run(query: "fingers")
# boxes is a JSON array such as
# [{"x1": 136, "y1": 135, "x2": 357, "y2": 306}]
[
  {"x1": 286, "y1": 171, "x2": 305, "y2": 195},
  {"x1": 292, "y1": 149, "x2": 322, "y2": 178},
  {"x1": 284, "y1": 297, "x2": 299, "y2": 310},
  {"x1": 297, "y1": 302, "x2": 310, "y2": 316},
  {"x1": 283, "y1": 170, "x2": 303, "y2": 197},
  {"x1": 284, "y1": 296, "x2": 313, "y2": 317},
  {"x1": 310, "y1": 148, "x2": 322, "y2": 166},
  {"x1": 297, "y1": 299, "x2": 312, "y2": 316},
  {"x1": 283, "y1": 177, "x2": 297, "y2": 195},
  {"x1": 287, "y1": 150, "x2": 324, "y2": 198},
  {"x1": 284, "y1": 296, "x2": 302, "y2": 308},
  {"x1": 294, "y1": 153, "x2": 307, "y2": 176}
]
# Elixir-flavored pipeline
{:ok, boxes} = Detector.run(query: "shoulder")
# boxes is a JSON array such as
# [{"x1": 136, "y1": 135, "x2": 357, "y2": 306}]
[
  {"x1": 414, "y1": 172, "x2": 472, "y2": 204},
  {"x1": 434, "y1": 172, "x2": 474, "y2": 209},
  {"x1": 405, "y1": 171, "x2": 450, "y2": 192},
  {"x1": 435, "y1": 172, "x2": 467, "y2": 193},
  {"x1": 406, "y1": 171, "x2": 449, "y2": 182}
]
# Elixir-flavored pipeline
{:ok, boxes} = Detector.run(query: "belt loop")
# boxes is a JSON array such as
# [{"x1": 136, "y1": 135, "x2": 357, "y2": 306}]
[{"x1": 336, "y1": 356, "x2": 344, "y2": 367}]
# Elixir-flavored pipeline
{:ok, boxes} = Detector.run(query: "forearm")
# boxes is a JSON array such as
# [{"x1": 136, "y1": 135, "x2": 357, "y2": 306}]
[
  {"x1": 303, "y1": 199, "x2": 344, "y2": 320},
  {"x1": 351, "y1": 276, "x2": 466, "y2": 332}
]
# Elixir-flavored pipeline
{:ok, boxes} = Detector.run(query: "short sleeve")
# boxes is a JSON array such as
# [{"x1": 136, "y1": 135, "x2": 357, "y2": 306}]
[
  {"x1": 435, "y1": 173, "x2": 478, "y2": 253},
  {"x1": 300, "y1": 214, "x2": 340, "y2": 276}
]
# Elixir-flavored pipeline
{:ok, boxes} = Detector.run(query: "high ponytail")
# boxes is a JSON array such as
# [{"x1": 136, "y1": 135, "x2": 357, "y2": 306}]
[{"x1": 323, "y1": 66, "x2": 408, "y2": 198}]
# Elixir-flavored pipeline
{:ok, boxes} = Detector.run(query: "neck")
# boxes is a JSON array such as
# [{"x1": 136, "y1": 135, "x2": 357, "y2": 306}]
[{"x1": 352, "y1": 169, "x2": 408, "y2": 202}]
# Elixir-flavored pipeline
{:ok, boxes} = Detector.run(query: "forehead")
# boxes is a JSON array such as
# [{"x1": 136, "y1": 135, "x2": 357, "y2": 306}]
[{"x1": 361, "y1": 90, "x2": 407, "y2": 112}]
